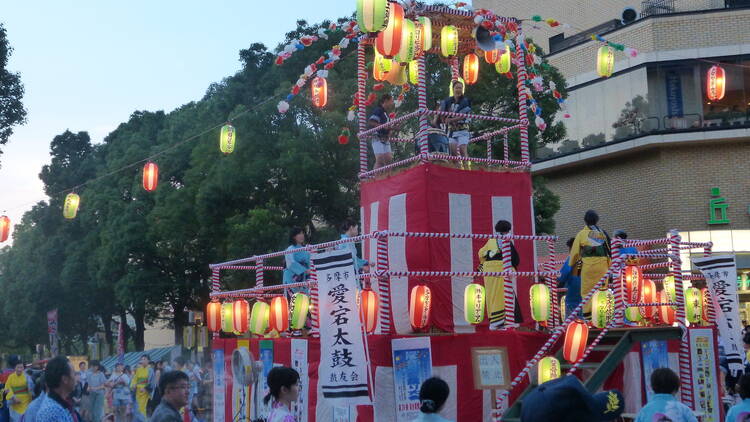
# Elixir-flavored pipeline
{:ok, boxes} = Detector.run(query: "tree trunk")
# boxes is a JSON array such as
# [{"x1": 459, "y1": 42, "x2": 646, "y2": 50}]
[
  {"x1": 102, "y1": 314, "x2": 114, "y2": 356},
  {"x1": 119, "y1": 310, "x2": 129, "y2": 354},
  {"x1": 133, "y1": 306, "x2": 146, "y2": 351},
  {"x1": 173, "y1": 302, "x2": 187, "y2": 346}
]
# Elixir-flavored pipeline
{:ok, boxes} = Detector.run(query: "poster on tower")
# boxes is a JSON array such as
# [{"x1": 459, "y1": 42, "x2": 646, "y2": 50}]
[{"x1": 313, "y1": 249, "x2": 370, "y2": 405}]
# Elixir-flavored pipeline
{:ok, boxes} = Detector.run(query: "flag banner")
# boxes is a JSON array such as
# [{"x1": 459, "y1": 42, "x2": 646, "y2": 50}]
[{"x1": 391, "y1": 337, "x2": 433, "y2": 422}]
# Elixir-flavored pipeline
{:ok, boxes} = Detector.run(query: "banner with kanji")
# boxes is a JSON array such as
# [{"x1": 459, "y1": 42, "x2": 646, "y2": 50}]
[
  {"x1": 313, "y1": 249, "x2": 370, "y2": 405},
  {"x1": 47, "y1": 309, "x2": 58, "y2": 356},
  {"x1": 692, "y1": 255, "x2": 743, "y2": 374}
]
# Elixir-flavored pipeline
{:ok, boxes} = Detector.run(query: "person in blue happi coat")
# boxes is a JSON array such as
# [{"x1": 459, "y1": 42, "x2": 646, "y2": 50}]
[
  {"x1": 283, "y1": 227, "x2": 311, "y2": 295},
  {"x1": 558, "y1": 238, "x2": 582, "y2": 319},
  {"x1": 335, "y1": 219, "x2": 370, "y2": 278}
]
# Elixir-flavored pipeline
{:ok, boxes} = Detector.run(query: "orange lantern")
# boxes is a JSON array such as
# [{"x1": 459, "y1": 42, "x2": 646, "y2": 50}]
[
  {"x1": 639, "y1": 279, "x2": 657, "y2": 320},
  {"x1": 232, "y1": 299, "x2": 250, "y2": 333},
  {"x1": 706, "y1": 65, "x2": 726, "y2": 101},
  {"x1": 409, "y1": 285, "x2": 432, "y2": 329},
  {"x1": 142, "y1": 162, "x2": 158, "y2": 192},
  {"x1": 376, "y1": 1, "x2": 404, "y2": 58},
  {"x1": 623, "y1": 265, "x2": 642, "y2": 309},
  {"x1": 0, "y1": 215, "x2": 9, "y2": 243},
  {"x1": 358, "y1": 288, "x2": 379, "y2": 333},
  {"x1": 206, "y1": 301, "x2": 222, "y2": 332},
  {"x1": 657, "y1": 290, "x2": 676, "y2": 325},
  {"x1": 311, "y1": 77, "x2": 328, "y2": 108},
  {"x1": 462, "y1": 53, "x2": 479, "y2": 85},
  {"x1": 269, "y1": 296, "x2": 289, "y2": 332},
  {"x1": 484, "y1": 49, "x2": 500, "y2": 64},
  {"x1": 563, "y1": 320, "x2": 589, "y2": 363}
]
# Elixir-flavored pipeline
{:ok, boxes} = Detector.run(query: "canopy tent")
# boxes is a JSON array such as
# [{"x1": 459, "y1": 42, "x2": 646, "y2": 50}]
[{"x1": 100, "y1": 345, "x2": 180, "y2": 372}]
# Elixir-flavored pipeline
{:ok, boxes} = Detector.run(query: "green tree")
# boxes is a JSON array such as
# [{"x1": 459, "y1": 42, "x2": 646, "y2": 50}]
[{"x1": 0, "y1": 23, "x2": 26, "y2": 159}]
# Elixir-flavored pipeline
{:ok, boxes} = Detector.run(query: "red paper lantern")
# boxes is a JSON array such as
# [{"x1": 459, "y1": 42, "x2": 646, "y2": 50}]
[
  {"x1": 359, "y1": 288, "x2": 379, "y2": 333},
  {"x1": 639, "y1": 279, "x2": 657, "y2": 320},
  {"x1": 311, "y1": 77, "x2": 328, "y2": 108},
  {"x1": 563, "y1": 320, "x2": 589, "y2": 363},
  {"x1": 658, "y1": 290, "x2": 676, "y2": 325},
  {"x1": 484, "y1": 49, "x2": 500, "y2": 64},
  {"x1": 269, "y1": 296, "x2": 290, "y2": 332},
  {"x1": 0, "y1": 215, "x2": 9, "y2": 243},
  {"x1": 623, "y1": 265, "x2": 642, "y2": 309},
  {"x1": 462, "y1": 53, "x2": 479, "y2": 85},
  {"x1": 142, "y1": 162, "x2": 158, "y2": 192},
  {"x1": 706, "y1": 65, "x2": 726, "y2": 101},
  {"x1": 376, "y1": 2, "x2": 404, "y2": 58},
  {"x1": 232, "y1": 299, "x2": 250, "y2": 333},
  {"x1": 206, "y1": 301, "x2": 222, "y2": 332},
  {"x1": 409, "y1": 285, "x2": 432, "y2": 329}
]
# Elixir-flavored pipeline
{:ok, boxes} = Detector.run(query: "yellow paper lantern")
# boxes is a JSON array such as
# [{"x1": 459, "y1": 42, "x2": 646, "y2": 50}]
[
  {"x1": 408, "y1": 60, "x2": 419, "y2": 85},
  {"x1": 464, "y1": 283, "x2": 486, "y2": 325},
  {"x1": 356, "y1": 0, "x2": 388, "y2": 33},
  {"x1": 220, "y1": 123, "x2": 236, "y2": 154},
  {"x1": 375, "y1": 48, "x2": 392, "y2": 73},
  {"x1": 183, "y1": 326, "x2": 196, "y2": 349},
  {"x1": 596, "y1": 45, "x2": 615, "y2": 78},
  {"x1": 495, "y1": 45, "x2": 511, "y2": 74},
  {"x1": 591, "y1": 290, "x2": 615, "y2": 329},
  {"x1": 63, "y1": 193, "x2": 80, "y2": 219},
  {"x1": 530, "y1": 283, "x2": 551, "y2": 322},
  {"x1": 685, "y1": 287, "x2": 702, "y2": 323},
  {"x1": 221, "y1": 302, "x2": 234, "y2": 333},
  {"x1": 440, "y1": 25, "x2": 458, "y2": 57},
  {"x1": 559, "y1": 297, "x2": 566, "y2": 324},
  {"x1": 662, "y1": 275, "x2": 676, "y2": 302},
  {"x1": 394, "y1": 19, "x2": 416, "y2": 64},
  {"x1": 197, "y1": 326, "x2": 209, "y2": 349},
  {"x1": 537, "y1": 356, "x2": 561, "y2": 384},
  {"x1": 385, "y1": 64, "x2": 408, "y2": 85},
  {"x1": 462, "y1": 53, "x2": 479, "y2": 85},
  {"x1": 418, "y1": 17, "x2": 432, "y2": 52}
]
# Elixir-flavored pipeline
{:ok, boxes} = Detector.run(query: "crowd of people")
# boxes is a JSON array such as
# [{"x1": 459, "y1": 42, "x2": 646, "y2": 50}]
[{"x1": 0, "y1": 354, "x2": 211, "y2": 422}]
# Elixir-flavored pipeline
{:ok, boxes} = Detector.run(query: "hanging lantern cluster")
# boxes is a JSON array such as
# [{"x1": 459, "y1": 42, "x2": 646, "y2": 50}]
[
  {"x1": 639, "y1": 279, "x2": 657, "y2": 320},
  {"x1": 530, "y1": 283, "x2": 551, "y2": 322},
  {"x1": 311, "y1": 77, "x2": 328, "y2": 108},
  {"x1": 596, "y1": 45, "x2": 615, "y2": 78},
  {"x1": 142, "y1": 162, "x2": 159, "y2": 192},
  {"x1": 563, "y1": 320, "x2": 589, "y2": 363},
  {"x1": 270, "y1": 296, "x2": 290, "y2": 332},
  {"x1": 685, "y1": 287, "x2": 702, "y2": 323},
  {"x1": 410, "y1": 285, "x2": 432, "y2": 329},
  {"x1": 220, "y1": 123, "x2": 236, "y2": 154},
  {"x1": 356, "y1": 0, "x2": 388, "y2": 33},
  {"x1": 462, "y1": 53, "x2": 479, "y2": 85},
  {"x1": 290, "y1": 293, "x2": 310, "y2": 330},
  {"x1": 376, "y1": 1, "x2": 404, "y2": 58},
  {"x1": 440, "y1": 25, "x2": 458, "y2": 57},
  {"x1": 537, "y1": 356, "x2": 561, "y2": 385},
  {"x1": 706, "y1": 65, "x2": 726, "y2": 101},
  {"x1": 464, "y1": 283, "x2": 486, "y2": 325},
  {"x1": 591, "y1": 290, "x2": 614, "y2": 329},
  {"x1": 63, "y1": 193, "x2": 80, "y2": 219},
  {"x1": 250, "y1": 301, "x2": 270, "y2": 335},
  {"x1": 359, "y1": 288, "x2": 379, "y2": 333},
  {"x1": 0, "y1": 215, "x2": 9, "y2": 243}
]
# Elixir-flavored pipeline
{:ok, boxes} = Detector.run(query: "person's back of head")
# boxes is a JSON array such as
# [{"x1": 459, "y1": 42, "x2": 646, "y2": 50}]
[
  {"x1": 340, "y1": 219, "x2": 356, "y2": 234},
  {"x1": 173, "y1": 356, "x2": 186, "y2": 368},
  {"x1": 613, "y1": 229, "x2": 627, "y2": 239},
  {"x1": 419, "y1": 377, "x2": 449, "y2": 414},
  {"x1": 264, "y1": 366, "x2": 300, "y2": 405},
  {"x1": 583, "y1": 210, "x2": 599, "y2": 226},
  {"x1": 650, "y1": 367, "x2": 680, "y2": 395},
  {"x1": 45, "y1": 356, "x2": 72, "y2": 392},
  {"x1": 494, "y1": 220, "x2": 512, "y2": 235},
  {"x1": 738, "y1": 373, "x2": 750, "y2": 399}
]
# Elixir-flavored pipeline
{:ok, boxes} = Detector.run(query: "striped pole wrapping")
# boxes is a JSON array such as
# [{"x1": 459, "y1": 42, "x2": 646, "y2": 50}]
[
  {"x1": 450, "y1": 56, "x2": 459, "y2": 80},
  {"x1": 423, "y1": 109, "x2": 521, "y2": 124},
  {"x1": 256, "y1": 259, "x2": 264, "y2": 288},
  {"x1": 309, "y1": 258, "x2": 320, "y2": 333},
  {"x1": 703, "y1": 243, "x2": 713, "y2": 257},
  {"x1": 639, "y1": 262, "x2": 670, "y2": 271},
  {"x1": 486, "y1": 137, "x2": 492, "y2": 159},
  {"x1": 359, "y1": 155, "x2": 424, "y2": 179},
  {"x1": 623, "y1": 238, "x2": 670, "y2": 247},
  {"x1": 503, "y1": 132, "x2": 510, "y2": 161},
  {"x1": 545, "y1": 239, "x2": 558, "y2": 328},
  {"x1": 416, "y1": 54, "x2": 430, "y2": 162},
  {"x1": 376, "y1": 234, "x2": 392, "y2": 334},
  {"x1": 500, "y1": 237, "x2": 515, "y2": 328},
  {"x1": 611, "y1": 238, "x2": 625, "y2": 326},
  {"x1": 376, "y1": 270, "x2": 558, "y2": 278},
  {"x1": 704, "y1": 288, "x2": 717, "y2": 324},
  {"x1": 386, "y1": 231, "x2": 557, "y2": 241},
  {"x1": 358, "y1": 110, "x2": 422, "y2": 137},
  {"x1": 669, "y1": 230, "x2": 694, "y2": 408},
  {"x1": 469, "y1": 125, "x2": 523, "y2": 144},
  {"x1": 357, "y1": 41, "x2": 368, "y2": 175},
  {"x1": 213, "y1": 265, "x2": 285, "y2": 271},
  {"x1": 514, "y1": 27, "x2": 530, "y2": 163},
  {"x1": 211, "y1": 268, "x2": 220, "y2": 339}
]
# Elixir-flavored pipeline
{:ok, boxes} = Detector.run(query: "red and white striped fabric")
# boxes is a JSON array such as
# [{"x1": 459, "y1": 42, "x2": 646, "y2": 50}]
[
  {"x1": 375, "y1": 2, "x2": 404, "y2": 58},
  {"x1": 360, "y1": 163, "x2": 534, "y2": 334},
  {"x1": 269, "y1": 296, "x2": 290, "y2": 332},
  {"x1": 563, "y1": 320, "x2": 589, "y2": 363},
  {"x1": 232, "y1": 299, "x2": 249, "y2": 333}
]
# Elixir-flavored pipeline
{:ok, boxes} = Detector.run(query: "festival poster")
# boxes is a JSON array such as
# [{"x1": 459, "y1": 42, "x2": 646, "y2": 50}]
[
  {"x1": 255, "y1": 340, "x2": 274, "y2": 420},
  {"x1": 291, "y1": 339, "x2": 309, "y2": 422},
  {"x1": 689, "y1": 328, "x2": 721, "y2": 422},
  {"x1": 692, "y1": 255, "x2": 743, "y2": 374},
  {"x1": 640, "y1": 340, "x2": 669, "y2": 402},
  {"x1": 313, "y1": 250, "x2": 371, "y2": 405},
  {"x1": 213, "y1": 348, "x2": 226, "y2": 422},
  {"x1": 234, "y1": 339, "x2": 251, "y2": 422},
  {"x1": 392, "y1": 337, "x2": 433, "y2": 422}
]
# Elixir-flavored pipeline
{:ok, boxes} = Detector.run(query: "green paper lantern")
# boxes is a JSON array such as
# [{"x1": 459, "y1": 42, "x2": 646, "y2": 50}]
[
  {"x1": 249, "y1": 301, "x2": 270, "y2": 335},
  {"x1": 221, "y1": 302, "x2": 234, "y2": 333},
  {"x1": 290, "y1": 293, "x2": 310, "y2": 330},
  {"x1": 63, "y1": 193, "x2": 80, "y2": 219},
  {"x1": 591, "y1": 290, "x2": 614, "y2": 329},
  {"x1": 356, "y1": 0, "x2": 388, "y2": 33},
  {"x1": 464, "y1": 283, "x2": 486, "y2": 325},
  {"x1": 440, "y1": 25, "x2": 458, "y2": 57},
  {"x1": 538, "y1": 356, "x2": 561, "y2": 384},
  {"x1": 530, "y1": 283, "x2": 551, "y2": 322},
  {"x1": 685, "y1": 287, "x2": 702, "y2": 323},
  {"x1": 220, "y1": 123, "x2": 236, "y2": 154}
]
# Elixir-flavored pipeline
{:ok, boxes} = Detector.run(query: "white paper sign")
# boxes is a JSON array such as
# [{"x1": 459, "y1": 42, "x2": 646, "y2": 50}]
[
  {"x1": 292, "y1": 339, "x2": 309, "y2": 422},
  {"x1": 313, "y1": 250, "x2": 371, "y2": 405}
]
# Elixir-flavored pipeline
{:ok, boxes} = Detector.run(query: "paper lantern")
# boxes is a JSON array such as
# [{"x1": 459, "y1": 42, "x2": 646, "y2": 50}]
[
  {"x1": 385, "y1": 64, "x2": 408, "y2": 85},
  {"x1": 63, "y1": 193, "x2": 80, "y2": 219},
  {"x1": 462, "y1": 53, "x2": 479, "y2": 85},
  {"x1": 290, "y1": 293, "x2": 310, "y2": 330},
  {"x1": 485, "y1": 49, "x2": 500, "y2": 64},
  {"x1": 537, "y1": 356, "x2": 561, "y2": 385},
  {"x1": 658, "y1": 290, "x2": 676, "y2": 325},
  {"x1": 409, "y1": 285, "x2": 432, "y2": 329},
  {"x1": 394, "y1": 19, "x2": 416, "y2": 64},
  {"x1": 625, "y1": 306, "x2": 642, "y2": 323},
  {"x1": 417, "y1": 17, "x2": 432, "y2": 52},
  {"x1": 529, "y1": 283, "x2": 551, "y2": 322},
  {"x1": 374, "y1": 57, "x2": 389, "y2": 81},
  {"x1": 662, "y1": 275, "x2": 676, "y2": 302},
  {"x1": 142, "y1": 162, "x2": 158, "y2": 192},
  {"x1": 206, "y1": 301, "x2": 222, "y2": 332},
  {"x1": 706, "y1": 65, "x2": 726, "y2": 101},
  {"x1": 356, "y1": 0, "x2": 388, "y2": 33},
  {"x1": 563, "y1": 320, "x2": 589, "y2": 363},
  {"x1": 408, "y1": 60, "x2": 419, "y2": 85},
  {"x1": 701, "y1": 288, "x2": 711, "y2": 323},
  {"x1": 221, "y1": 302, "x2": 234, "y2": 333},
  {"x1": 249, "y1": 301, "x2": 270, "y2": 335},
  {"x1": 0, "y1": 216, "x2": 9, "y2": 243},
  {"x1": 376, "y1": 1, "x2": 404, "y2": 58},
  {"x1": 358, "y1": 288, "x2": 379, "y2": 333},
  {"x1": 183, "y1": 326, "x2": 196, "y2": 349},
  {"x1": 495, "y1": 45, "x2": 511, "y2": 74},
  {"x1": 440, "y1": 25, "x2": 458, "y2": 57},
  {"x1": 220, "y1": 123, "x2": 236, "y2": 154},
  {"x1": 596, "y1": 45, "x2": 615, "y2": 78},
  {"x1": 232, "y1": 299, "x2": 250, "y2": 333},
  {"x1": 269, "y1": 296, "x2": 290, "y2": 332},
  {"x1": 639, "y1": 279, "x2": 657, "y2": 319},
  {"x1": 311, "y1": 77, "x2": 328, "y2": 108},
  {"x1": 375, "y1": 49, "x2": 393, "y2": 73},
  {"x1": 559, "y1": 297, "x2": 566, "y2": 324},
  {"x1": 623, "y1": 265, "x2": 642, "y2": 309},
  {"x1": 197, "y1": 326, "x2": 209, "y2": 348},
  {"x1": 591, "y1": 290, "x2": 614, "y2": 329},
  {"x1": 685, "y1": 287, "x2": 702, "y2": 323},
  {"x1": 464, "y1": 283, "x2": 486, "y2": 325}
]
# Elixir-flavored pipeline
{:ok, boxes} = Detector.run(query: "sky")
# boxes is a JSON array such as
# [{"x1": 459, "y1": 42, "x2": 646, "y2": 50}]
[{"x1": 0, "y1": 0, "x2": 467, "y2": 238}]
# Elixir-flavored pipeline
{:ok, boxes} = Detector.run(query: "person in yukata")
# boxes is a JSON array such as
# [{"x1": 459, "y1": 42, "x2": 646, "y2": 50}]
[
  {"x1": 283, "y1": 227, "x2": 311, "y2": 295},
  {"x1": 335, "y1": 219, "x2": 370, "y2": 276},
  {"x1": 636, "y1": 368, "x2": 697, "y2": 422},
  {"x1": 412, "y1": 377, "x2": 453, "y2": 422},
  {"x1": 264, "y1": 367, "x2": 300, "y2": 422},
  {"x1": 478, "y1": 219, "x2": 521, "y2": 330},
  {"x1": 568, "y1": 210, "x2": 611, "y2": 319}
]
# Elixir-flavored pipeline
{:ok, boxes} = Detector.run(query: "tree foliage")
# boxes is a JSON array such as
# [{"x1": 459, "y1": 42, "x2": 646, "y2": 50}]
[
  {"x1": 0, "y1": 18, "x2": 568, "y2": 355},
  {"x1": 0, "y1": 23, "x2": 27, "y2": 161}
]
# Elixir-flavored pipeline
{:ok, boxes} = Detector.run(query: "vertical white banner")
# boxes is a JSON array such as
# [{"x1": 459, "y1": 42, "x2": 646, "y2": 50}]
[
  {"x1": 313, "y1": 250, "x2": 371, "y2": 405},
  {"x1": 692, "y1": 255, "x2": 743, "y2": 373},
  {"x1": 291, "y1": 339, "x2": 309, "y2": 422},
  {"x1": 689, "y1": 328, "x2": 721, "y2": 422}
]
